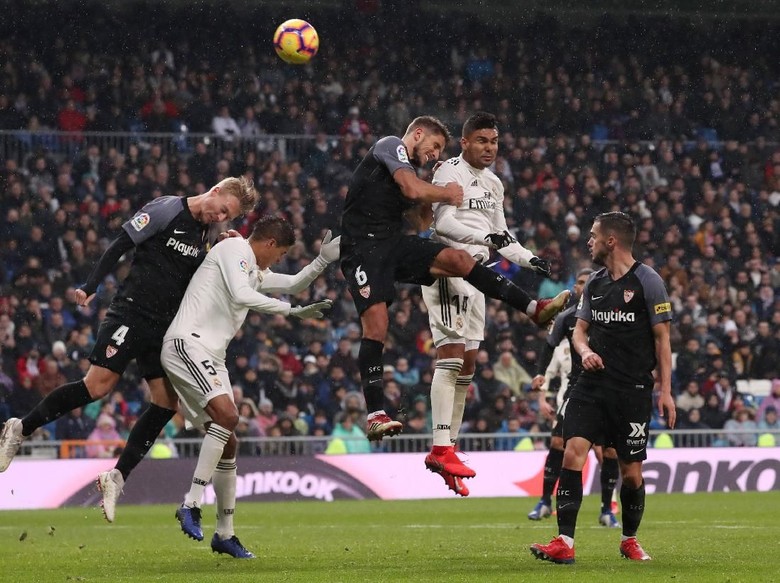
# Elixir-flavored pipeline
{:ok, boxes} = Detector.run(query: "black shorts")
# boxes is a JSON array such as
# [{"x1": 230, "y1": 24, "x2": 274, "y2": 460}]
[
  {"x1": 552, "y1": 399, "x2": 607, "y2": 445},
  {"x1": 89, "y1": 312, "x2": 168, "y2": 380},
  {"x1": 340, "y1": 235, "x2": 447, "y2": 314},
  {"x1": 562, "y1": 379, "x2": 652, "y2": 461}
]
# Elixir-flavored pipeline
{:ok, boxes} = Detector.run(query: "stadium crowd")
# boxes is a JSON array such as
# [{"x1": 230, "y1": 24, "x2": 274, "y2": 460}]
[{"x1": 0, "y1": 3, "x2": 778, "y2": 456}]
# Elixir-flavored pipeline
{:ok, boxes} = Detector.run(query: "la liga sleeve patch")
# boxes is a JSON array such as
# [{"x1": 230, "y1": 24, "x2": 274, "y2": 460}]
[
  {"x1": 396, "y1": 144, "x2": 409, "y2": 164},
  {"x1": 130, "y1": 212, "x2": 150, "y2": 231}
]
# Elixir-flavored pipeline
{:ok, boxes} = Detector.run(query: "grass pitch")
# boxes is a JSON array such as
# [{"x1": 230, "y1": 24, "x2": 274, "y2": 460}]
[{"x1": 1, "y1": 491, "x2": 779, "y2": 582}]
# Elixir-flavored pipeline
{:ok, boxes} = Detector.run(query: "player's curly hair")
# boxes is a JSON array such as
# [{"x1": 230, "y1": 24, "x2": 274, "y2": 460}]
[
  {"x1": 215, "y1": 176, "x2": 258, "y2": 215},
  {"x1": 462, "y1": 111, "x2": 498, "y2": 137}
]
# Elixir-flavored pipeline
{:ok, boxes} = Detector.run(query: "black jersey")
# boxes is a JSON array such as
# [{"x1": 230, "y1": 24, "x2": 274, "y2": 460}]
[
  {"x1": 340, "y1": 136, "x2": 417, "y2": 244},
  {"x1": 546, "y1": 302, "x2": 583, "y2": 390},
  {"x1": 109, "y1": 196, "x2": 209, "y2": 325},
  {"x1": 576, "y1": 262, "x2": 672, "y2": 387}
]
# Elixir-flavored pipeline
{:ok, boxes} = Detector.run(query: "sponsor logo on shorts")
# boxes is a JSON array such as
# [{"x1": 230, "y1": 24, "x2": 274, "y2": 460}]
[
  {"x1": 359, "y1": 285, "x2": 371, "y2": 298},
  {"x1": 130, "y1": 212, "x2": 150, "y2": 231},
  {"x1": 105, "y1": 345, "x2": 118, "y2": 358},
  {"x1": 624, "y1": 289, "x2": 635, "y2": 303},
  {"x1": 396, "y1": 144, "x2": 409, "y2": 164},
  {"x1": 213, "y1": 378, "x2": 222, "y2": 387},
  {"x1": 654, "y1": 302, "x2": 671, "y2": 315}
]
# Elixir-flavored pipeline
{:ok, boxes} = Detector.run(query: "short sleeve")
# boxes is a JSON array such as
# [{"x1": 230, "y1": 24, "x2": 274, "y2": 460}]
[
  {"x1": 373, "y1": 136, "x2": 415, "y2": 176},
  {"x1": 123, "y1": 197, "x2": 183, "y2": 245},
  {"x1": 638, "y1": 265, "x2": 673, "y2": 325}
]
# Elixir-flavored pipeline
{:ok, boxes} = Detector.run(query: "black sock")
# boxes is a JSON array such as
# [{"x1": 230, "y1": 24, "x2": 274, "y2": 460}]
[
  {"x1": 114, "y1": 403, "x2": 176, "y2": 480},
  {"x1": 465, "y1": 263, "x2": 532, "y2": 312},
  {"x1": 620, "y1": 481, "x2": 646, "y2": 537},
  {"x1": 542, "y1": 447, "x2": 564, "y2": 505},
  {"x1": 359, "y1": 338, "x2": 385, "y2": 413},
  {"x1": 600, "y1": 456, "x2": 619, "y2": 512},
  {"x1": 21, "y1": 380, "x2": 94, "y2": 436},
  {"x1": 556, "y1": 468, "x2": 583, "y2": 539}
]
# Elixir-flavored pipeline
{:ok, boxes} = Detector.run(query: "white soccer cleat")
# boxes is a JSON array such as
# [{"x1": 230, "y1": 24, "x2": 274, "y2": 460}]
[
  {"x1": 97, "y1": 468, "x2": 125, "y2": 523},
  {"x1": 0, "y1": 418, "x2": 24, "y2": 472}
]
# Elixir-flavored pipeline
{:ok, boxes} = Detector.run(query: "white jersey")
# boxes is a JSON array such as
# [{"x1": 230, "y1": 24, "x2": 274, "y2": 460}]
[
  {"x1": 431, "y1": 155, "x2": 533, "y2": 267},
  {"x1": 164, "y1": 237, "x2": 328, "y2": 362},
  {"x1": 543, "y1": 338, "x2": 573, "y2": 408}
]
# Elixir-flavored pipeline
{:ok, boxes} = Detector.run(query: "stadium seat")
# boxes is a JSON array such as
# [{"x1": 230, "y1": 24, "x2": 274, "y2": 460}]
[
  {"x1": 514, "y1": 437, "x2": 534, "y2": 451},
  {"x1": 757, "y1": 433, "x2": 776, "y2": 447},
  {"x1": 748, "y1": 379, "x2": 772, "y2": 398},
  {"x1": 653, "y1": 433, "x2": 674, "y2": 449}
]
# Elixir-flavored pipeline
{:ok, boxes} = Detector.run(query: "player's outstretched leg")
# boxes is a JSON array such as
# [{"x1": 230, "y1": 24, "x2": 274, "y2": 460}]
[
  {"x1": 97, "y1": 468, "x2": 125, "y2": 523},
  {"x1": 0, "y1": 418, "x2": 23, "y2": 472},
  {"x1": 211, "y1": 534, "x2": 256, "y2": 559},
  {"x1": 531, "y1": 290, "x2": 571, "y2": 327}
]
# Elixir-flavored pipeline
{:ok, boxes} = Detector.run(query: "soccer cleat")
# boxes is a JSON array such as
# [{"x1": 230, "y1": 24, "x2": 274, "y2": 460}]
[
  {"x1": 424, "y1": 447, "x2": 476, "y2": 478},
  {"x1": 599, "y1": 512, "x2": 621, "y2": 528},
  {"x1": 211, "y1": 534, "x2": 255, "y2": 559},
  {"x1": 97, "y1": 468, "x2": 125, "y2": 523},
  {"x1": 438, "y1": 470, "x2": 470, "y2": 497},
  {"x1": 527, "y1": 500, "x2": 553, "y2": 521},
  {"x1": 620, "y1": 537, "x2": 651, "y2": 561},
  {"x1": 175, "y1": 504, "x2": 204, "y2": 541},
  {"x1": 530, "y1": 536, "x2": 575, "y2": 564},
  {"x1": 531, "y1": 290, "x2": 571, "y2": 327},
  {"x1": 0, "y1": 417, "x2": 24, "y2": 472},
  {"x1": 365, "y1": 412, "x2": 403, "y2": 442}
]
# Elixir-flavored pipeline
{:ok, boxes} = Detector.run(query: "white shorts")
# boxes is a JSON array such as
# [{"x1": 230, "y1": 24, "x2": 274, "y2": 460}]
[
  {"x1": 421, "y1": 276, "x2": 485, "y2": 350},
  {"x1": 161, "y1": 337, "x2": 233, "y2": 429}
]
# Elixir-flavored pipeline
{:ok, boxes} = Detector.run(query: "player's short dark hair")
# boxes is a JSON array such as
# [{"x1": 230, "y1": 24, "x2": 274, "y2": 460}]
[
  {"x1": 462, "y1": 111, "x2": 498, "y2": 138},
  {"x1": 249, "y1": 216, "x2": 296, "y2": 246},
  {"x1": 576, "y1": 267, "x2": 594, "y2": 279},
  {"x1": 404, "y1": 116, "x2": 451, "y2": 143},
  {"x1": 595, "y1": 211, "x2": 636, "y2": 247}
]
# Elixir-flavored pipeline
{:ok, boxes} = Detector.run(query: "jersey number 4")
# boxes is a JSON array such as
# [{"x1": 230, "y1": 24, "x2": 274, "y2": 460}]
[{"x1": 111, "y1": 325, "x2": 129, "y2": 346}]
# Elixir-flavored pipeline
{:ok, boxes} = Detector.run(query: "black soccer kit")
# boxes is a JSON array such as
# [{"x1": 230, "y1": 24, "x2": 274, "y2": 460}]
[
  {"x1": 563, "y1": 262, "x2": 672, "y2": 460},
  {"x1": 340, "y1": 136, "x2": 447, "y2": 314},
  {"x1": 89, "y1": 197, "x2": 211, "y2": 379}
]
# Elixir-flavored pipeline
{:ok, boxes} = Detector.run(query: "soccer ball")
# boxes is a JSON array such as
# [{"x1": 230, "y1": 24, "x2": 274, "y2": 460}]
[{"x1": 273, "y1": 19, "x2": 319, "y2": 65}]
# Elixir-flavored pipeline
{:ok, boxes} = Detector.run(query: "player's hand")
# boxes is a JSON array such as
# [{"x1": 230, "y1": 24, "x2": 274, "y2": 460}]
[
  {"x1": 218, "y1": 229, "x2": 241, "y2": 242},
  {"x1": 531, "y1": 374, "x2": 546, "y2": 391},
  {"x1": 289, "y1": 300, "x2": 333, "y2": 320},
  {"x1": 658, "y1": 390, "x2": 677, "y2": 429},
  {"x1": 74, "y1": 288, "x2": 95, "y2": 307},
  {"x1": 442, "y1": 182, "x2": 463, "y2": 206},
  {"x1": 318, "y1": 230, "x2": 341, "y2": 263},
  {"x1": 529, "y1": 256, "x2": 552, "y2": 277},
  {"x1": 580, "y1": 349, "x2": 605, "y2": 371},
  {"x1": 538, "y1": 398, "x2": 555, "y2": 420},
  {"x1": 484, "y1": 230, "x2": 516, "y2": 249}
]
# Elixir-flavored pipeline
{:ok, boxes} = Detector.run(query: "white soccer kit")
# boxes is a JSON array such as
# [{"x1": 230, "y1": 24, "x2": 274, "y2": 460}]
[
  {"x1": 162, "y1": 237, "x2": 328, "y2": 428},
  {"x1": 421, "y1": 154, "x2": 534, "y2": 348}
]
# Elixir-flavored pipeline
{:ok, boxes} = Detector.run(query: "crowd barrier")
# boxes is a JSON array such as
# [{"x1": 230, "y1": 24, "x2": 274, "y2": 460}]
[{"x1": 0, "y1": 446, "x2": 778, "y2": 510}]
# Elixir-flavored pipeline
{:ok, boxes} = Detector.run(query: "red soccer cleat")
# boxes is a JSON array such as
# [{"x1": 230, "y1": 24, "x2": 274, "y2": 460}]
[
  {"x1": 620, "y1": 537, "x2": 651, "y2": 561},
  {"x1": 530, "y1": 536, "x2": 576, "y2": 564},
  {"x1": 366, "y1": 411, "x2": 403, "y2": 442},
  {"x1": 438, "y1": 471, "x2": 470, "y2": 497},
  {"x1": 424, "y1": 446, "x2": 476, "y2": 478},
  {"x1": 531, "y1": 290, "x2": 571, "y2": 327}
]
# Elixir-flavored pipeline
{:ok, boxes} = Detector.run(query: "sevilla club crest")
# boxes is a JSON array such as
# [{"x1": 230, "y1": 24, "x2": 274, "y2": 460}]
[
  {"x1": 359, "y1": 285, "x2": 371, "y2": 299},
  {"x1": 105, "y1": 345, "x2": 118, "y2": 358},
  {"x1": 624, "y1": 289, "x2": 635, "y2": 303}
]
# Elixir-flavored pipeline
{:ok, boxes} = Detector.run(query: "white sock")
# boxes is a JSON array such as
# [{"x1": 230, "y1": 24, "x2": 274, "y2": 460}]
[
  {"x1": 526, "y1": 300, "x2": 537, "y2": 317},
  {"x1": 559, "y1": 535, "x2": 574, "y2": 548},
  {"x1": 184, "y1": 423, "x2": 231, "y2": 507},
  {"x1": 450, "y1": 374, "x2": 472, "y2": 444},
  {"x1": 213, "y1": 457, "x2": 237, "y2": 540},
  {"x1": 431, "y1": 358, "x2": 463, "y2": 447}
]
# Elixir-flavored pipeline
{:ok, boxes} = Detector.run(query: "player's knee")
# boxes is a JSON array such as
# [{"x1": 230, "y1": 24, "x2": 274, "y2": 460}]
[
  {"x1": 216, "y1": 410, "x2": 239, "y2": 432},
  {"x1": 444, "y1": 249, "x2": 475, "y2": 276}
]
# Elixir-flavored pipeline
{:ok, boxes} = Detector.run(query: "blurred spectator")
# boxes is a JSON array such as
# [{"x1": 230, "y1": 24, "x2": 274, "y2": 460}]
[
  {"x1": 86, "y1": 414, "x2": 123, "y2": 458},
  {"x1": 723, "y1": 408, "x2": 758, "y2": 447}
]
